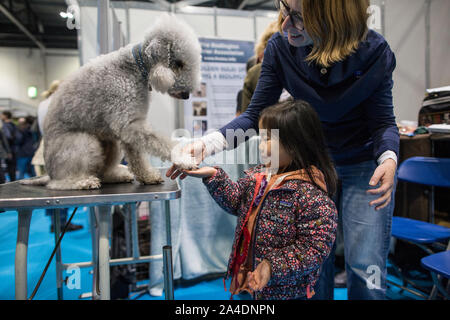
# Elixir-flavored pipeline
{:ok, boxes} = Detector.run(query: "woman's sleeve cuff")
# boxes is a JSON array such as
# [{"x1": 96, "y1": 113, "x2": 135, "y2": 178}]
[{"x1": 377, "y1": 150, "x2": 397, "y2": 166}]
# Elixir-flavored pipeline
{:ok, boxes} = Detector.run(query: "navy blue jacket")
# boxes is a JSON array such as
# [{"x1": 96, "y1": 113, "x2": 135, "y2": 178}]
[
  {"x1": 220, "y1": 30, "x2": 399, "y2": 166},
  {"x1": 15, "y1": 128, "x2": 35, "y2": 158},
  {"x1": 2, "y1": 122, "x2": 17, "y2": 153}
]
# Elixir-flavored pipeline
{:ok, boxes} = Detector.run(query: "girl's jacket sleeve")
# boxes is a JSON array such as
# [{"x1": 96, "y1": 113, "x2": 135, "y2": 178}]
[
  {"x1": 264, "y1": 185, "x2": 338, "y2": 284},
  {"x1": 202, "y1": 166, "x2": 256, "y2": 217}
]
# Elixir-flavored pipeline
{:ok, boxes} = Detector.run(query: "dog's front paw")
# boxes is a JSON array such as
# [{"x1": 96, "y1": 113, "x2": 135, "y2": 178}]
[
  {"x1": 171, "y1": 145, "x2": 198, "y2": 170},
  {"x1": 172, "y1": 153, "x2": 198, "y2": 170}
]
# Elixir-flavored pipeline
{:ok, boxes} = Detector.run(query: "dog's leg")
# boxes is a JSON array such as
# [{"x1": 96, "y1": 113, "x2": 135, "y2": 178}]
[
  {"x1": 45, "y1": 133, "x2": 104, "y2": 190},
  {"x1": 121, "y1": 120, "x2": 174, "y2": 163},
  {"x1": 122, "y1": 142, "x2": 163, "y2": 185},
  {"x1": 101, "y1": 141, "x2": 134, "y2": 184},
  {"x1": 120, "y1": 120, "x2": 197, "y2": 171}
]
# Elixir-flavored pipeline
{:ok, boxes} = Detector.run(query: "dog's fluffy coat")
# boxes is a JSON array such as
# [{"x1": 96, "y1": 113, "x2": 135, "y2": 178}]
[{"x1": 21, "y1": 14, "x2": 201, "y2": 190}]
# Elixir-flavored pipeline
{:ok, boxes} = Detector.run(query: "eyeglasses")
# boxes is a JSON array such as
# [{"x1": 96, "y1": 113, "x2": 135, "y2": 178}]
[{"x1": 275, "y1": 0, "x2": 304, "y2": 30}]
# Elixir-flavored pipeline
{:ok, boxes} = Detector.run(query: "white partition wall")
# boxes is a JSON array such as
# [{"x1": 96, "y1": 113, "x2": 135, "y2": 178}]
[
  {"x1": 429, "y1": 0, "x2": 450, "y2": 92},
  {"x1": 78, "y1": 5, "x2": 97, "y2": 66},
  {"x1": 370, "y1": 0, "x2": 450, "y2": 122},
  {"x1": 384, "y1": 0, "x2": 428, "y2": 123},
  {"x1": 217, "y1": 15, "x2": 255, "y2": 41},
  {"x1": 128, "y1": 9, "x2": 163, "y2": 44},
  {"x1": 45, "y1": 51, "x2": 81, "y2": 88},
  {"x1": 176, "y1": 13, "x2": 215, "y2": 38},
  {"x1": 0, "y1": 48, "x2": 79, "y2": 109}
]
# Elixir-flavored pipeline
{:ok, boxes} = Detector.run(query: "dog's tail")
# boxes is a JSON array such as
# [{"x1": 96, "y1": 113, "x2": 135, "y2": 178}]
[{"x1": 19, "y1": 175, "x2": 51, "y2": 186}]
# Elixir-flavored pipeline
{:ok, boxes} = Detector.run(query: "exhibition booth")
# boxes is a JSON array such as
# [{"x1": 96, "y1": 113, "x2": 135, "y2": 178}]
[{"x1": 0, "y1": 0, "x2": 448, "y2": 302}]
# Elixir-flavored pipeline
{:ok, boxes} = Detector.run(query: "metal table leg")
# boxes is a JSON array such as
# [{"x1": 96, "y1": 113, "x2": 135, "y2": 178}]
[
  {"x1": 163, "y1": 245, "x2": 174, "y2": 300},
  {"x1": 123, "y1": 203, "x2": 138, "y2": 291},
  {"x1": 89, "y1": 207, "x2": 100, "y2": 300},
  {"x1": 163, "y1": 200, "x2": 174, "y2": 300},
  {"x1": 122, "y1": 205, "x2": 132, "y2": 259},
  {"x1": 97, "y1": 205, "x2": 111, "y2": 300},
  {"x1": 15, "y1": 209, "x2": 33, "y2": 300},
  {"x1": 129, "y1": 203, "x2": 140, "y2": 259},
  {"x1": 52, "y1": 209, "x2": 64, "y2": 300},
  {"x1": 165, "y1": 201, "x2": 172, "y2": 247},
  {"x1": 129, "y1": 203, "x2": 139, "y2": 291}
]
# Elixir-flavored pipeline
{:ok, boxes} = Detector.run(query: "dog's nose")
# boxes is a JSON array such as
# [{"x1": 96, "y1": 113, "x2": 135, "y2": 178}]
[{"x1": 181, "y1": 92, "x2": 190, "y2": 100}]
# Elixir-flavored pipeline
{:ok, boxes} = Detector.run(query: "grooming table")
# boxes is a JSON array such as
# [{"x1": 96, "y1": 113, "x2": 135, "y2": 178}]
[{"x1": 0, "y1": 169, "x2": 180, "y2": 300}]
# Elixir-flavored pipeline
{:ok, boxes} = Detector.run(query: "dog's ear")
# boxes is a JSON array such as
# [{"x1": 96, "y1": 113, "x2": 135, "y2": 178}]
[
  {"x1": 149, "y1": 64, "x2": 175, "y2": 94},
  {"x1": 145, "y1": 38, "x2": 176, "y2": 93},
  {"x1": 144, "y1": 39, "x2": 159, "y2": 64}
]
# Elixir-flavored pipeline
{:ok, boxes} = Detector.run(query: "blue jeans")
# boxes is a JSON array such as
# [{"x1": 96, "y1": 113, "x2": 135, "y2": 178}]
[
  {"x1": 312, "y1": 160, "x2": 397, "y2": 300},
  {"x1": 17, "y1": 156, "x2": 35, "y2": 180}
]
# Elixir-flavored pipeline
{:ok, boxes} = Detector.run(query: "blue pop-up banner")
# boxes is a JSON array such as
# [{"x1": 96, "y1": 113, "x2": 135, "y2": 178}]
[
  {"x1": 200, "y1": 38, "x2": 255, "y2": 64},
  {"x1": 184, "y1": 38, "x2": 255, "y2": 136}
]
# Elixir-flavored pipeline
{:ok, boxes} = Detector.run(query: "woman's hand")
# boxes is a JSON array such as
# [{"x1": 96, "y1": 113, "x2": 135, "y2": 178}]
[
  {"x1": 180, "y1": 167, "x2": 218, "y2": 179},
  {"x1": 247, "y1": 259, "x2": 272, "y2": 292},
  {"x1": 366, "y1": 158, "x2": 397, "y2": 211},
  {"x1": 167, "y1": 140, "x2": 206, "y2": 180}
]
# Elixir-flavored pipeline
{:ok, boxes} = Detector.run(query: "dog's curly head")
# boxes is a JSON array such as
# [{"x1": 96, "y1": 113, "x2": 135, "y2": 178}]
[{"x1": 143, "y1": 14, "x2": 202, "y2": 99}]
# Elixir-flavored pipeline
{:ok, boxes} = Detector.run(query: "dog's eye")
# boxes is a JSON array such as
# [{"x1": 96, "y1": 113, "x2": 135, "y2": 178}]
[{"x1": 173, "y1": 60, "x2": 184, "y2": 70}]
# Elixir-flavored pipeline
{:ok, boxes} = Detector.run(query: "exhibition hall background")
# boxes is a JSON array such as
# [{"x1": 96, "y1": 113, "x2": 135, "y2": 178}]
[
  {"x1": 0, "y1": 0, "x2": 449, "y2": 299},
  {"x1": 0, "y1": 0, "x2": 449, "y2": 136}
]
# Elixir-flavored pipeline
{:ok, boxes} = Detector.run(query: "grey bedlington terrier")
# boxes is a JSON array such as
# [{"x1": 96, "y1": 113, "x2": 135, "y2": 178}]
[{"x1": 21, "y1": 14, "x2": 200, "y2": 190}]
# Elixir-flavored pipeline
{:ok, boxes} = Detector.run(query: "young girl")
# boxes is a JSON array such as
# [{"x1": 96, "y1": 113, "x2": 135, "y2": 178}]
[{"x1": 182, "y1": 100, "x2": 338, "y2": 300}]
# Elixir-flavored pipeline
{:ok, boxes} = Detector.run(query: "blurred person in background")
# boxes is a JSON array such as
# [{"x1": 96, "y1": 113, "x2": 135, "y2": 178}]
[
  {"x1": 1, "y1": 111, "x2": 17, "y2": 181},
  {"x1": 236, "y1": 56, "x2": 257, "y2": 117},
  {"x1": 0, "y1": 126, "x2": 12, "y2": 184},
  {"x1": 240, "y1": 21, "x2": 289, "y2": 114},
  {"x1": 15, "y1": 117, "x2": 36, "y2": 180}
]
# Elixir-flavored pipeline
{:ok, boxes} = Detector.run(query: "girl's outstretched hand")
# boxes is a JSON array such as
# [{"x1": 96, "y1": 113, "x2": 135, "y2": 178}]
[
  {"x1": 247, "y1": 259, "x2": 272, "y2": 292},
  {"x1": 167, "y1": 140, "x2": 206, "y2": 180},
  {"x1": 180, "y1": 166, "x2": 218, "y2": 179}
]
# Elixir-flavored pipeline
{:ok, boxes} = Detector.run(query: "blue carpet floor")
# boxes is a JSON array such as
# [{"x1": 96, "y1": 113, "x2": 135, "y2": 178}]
[{"x1": 0, "y1": 206, "x2": 433, "y2": 300}]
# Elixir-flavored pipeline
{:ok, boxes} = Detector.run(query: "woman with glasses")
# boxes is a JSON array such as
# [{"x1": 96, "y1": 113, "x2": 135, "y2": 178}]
[{"x1": 167, "y1": 0, "x2": 398, "y2": 300}]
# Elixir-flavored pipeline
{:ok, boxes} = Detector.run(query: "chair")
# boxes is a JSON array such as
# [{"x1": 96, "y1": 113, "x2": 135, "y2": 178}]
[
  {"x1": 421, "y1": 250, "x2": 450, "y2": 299},
  {"x1": 388, "y1": 157, "x2": 450, "y2": 299}
]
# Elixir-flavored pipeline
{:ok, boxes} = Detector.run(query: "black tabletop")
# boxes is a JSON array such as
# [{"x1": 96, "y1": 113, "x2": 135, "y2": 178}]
[{"x1": 0, "y1": 169, "x2": 180, "y2": 210}]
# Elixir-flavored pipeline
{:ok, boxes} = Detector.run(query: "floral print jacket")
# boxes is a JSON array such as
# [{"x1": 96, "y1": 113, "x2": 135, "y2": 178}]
[{"x1": 202, "y1": 164, "x2": 337, "y2": 300}]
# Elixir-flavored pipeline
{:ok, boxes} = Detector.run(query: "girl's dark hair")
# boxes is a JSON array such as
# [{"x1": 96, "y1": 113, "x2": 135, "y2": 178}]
[{"x1": 259, "y1": 99, "x2": 337, "y2": 196}]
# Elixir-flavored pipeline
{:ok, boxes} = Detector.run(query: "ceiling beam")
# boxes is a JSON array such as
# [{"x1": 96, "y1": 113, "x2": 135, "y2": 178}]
[
  {"x1": 237, "y1": 0, "x2": 251, "y2": 10},
  {"x1": 28, "y1": 0, "x2": 68, "y2": 7},
  {"x1": 174, "y1": 0, "x2": 212, "y2": 10},
  {"x1": 247, "y1": 0, "x2": 274, "y2": 9},
  {"x1": 0, "y1": 3, "x2": 46, "y2": 51},
  {"x1": 150, "y1": 0, "x2": 171, "y2": 10}
]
